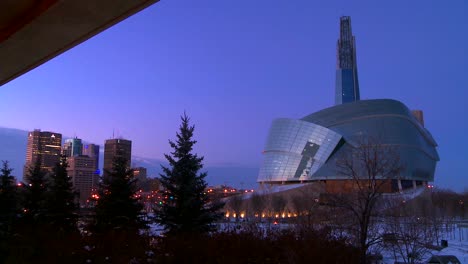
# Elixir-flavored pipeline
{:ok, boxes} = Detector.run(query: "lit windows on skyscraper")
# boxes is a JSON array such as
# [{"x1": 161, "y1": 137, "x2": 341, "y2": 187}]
[{"x1": 24, "y1": 129, "x2": 62, "y2": 177}]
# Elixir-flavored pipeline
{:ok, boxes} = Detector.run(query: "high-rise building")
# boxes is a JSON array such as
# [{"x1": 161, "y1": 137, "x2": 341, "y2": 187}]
[
  {"x1": 335, "y1": 16, "x2": 360, "y2": 105},
  {"x1": 83, "y1": 143, "x2": 100, "y2": 172},
  {"x1": 62, "y1": 138, "x2": 100, "y2": 205},
  {"x1": 67, "y1": 155, "x2": 98, "y2": 204},
  {"x1": 24, "y1": 129, "x2": 62, "y2": 177},
  {"x1": 62, "y1": 137, "x2": 83, "y2": 157},
  {"x1": 103, "y1": 138, "x2": 132, "y2": 176}
]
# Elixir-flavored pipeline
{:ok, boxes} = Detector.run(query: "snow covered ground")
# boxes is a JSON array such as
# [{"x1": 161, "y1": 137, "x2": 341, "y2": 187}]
[
  {"x1": 437, "y1": 241, "x2": 468, "y2": 264},
  {"x1": 380, "y1": 222, "x2": 468, "y2": 264}
]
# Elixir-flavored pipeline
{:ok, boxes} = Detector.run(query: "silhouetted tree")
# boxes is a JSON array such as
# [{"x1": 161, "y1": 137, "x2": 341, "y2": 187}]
[
  {"x1": 327, "y1": 137, "x2": 404, "y2": 264},
  {"x1": 249, "y1": 192, "x2": 266, "y2": 220},
  {"x1": 289, "y1": 187, "x2": 320, "y2": 229},
  {"x1": 92, "y1": 155, "x2": 146, "y2": 233},
  {"x1": 9, "y1": 159, "x2": 84, "y2": 263},
  {"x1": 86, "y1": 155, "x2": 149, "y2": 263},
  {"x1": 21, "y1": 158, "x2": 48, "y2": 222},
  {"x1": 0, "y1": 161, "x2": 17, "y2": 262},
  {"x1": 155, "y1": 113, "x2": 223, "y2": 235},
  {"x1": 227, "y1": 194, "x2": 244, "y2": 222},
  {"x1": 46, "y1": 155, "x2": 78, "y2": 233},
  {"x1": 383, "y1": 216, "x2": 433, "y2": 263},
  {"x1": 0, "y1": 161, "x2": 16, "y2": 233},
  {"x1": 271, "y1": 195, "x2": 287, "y2": 217}
]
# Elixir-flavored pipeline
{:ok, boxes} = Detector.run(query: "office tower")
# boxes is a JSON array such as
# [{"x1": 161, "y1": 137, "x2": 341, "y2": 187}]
[
  {"x1": 62, "y1": 137, "x2": 83, "y2": 157},
  {"x1": 411, "y1": 110, "x2": 425, "y2": 127},
  {"x1": 103, "y1": 138, "x2": 132, "y2": 176},
  {"x1": 83, "y1": 143, "x2": 100, "y2": 172},
  {"x1": 335, "y1": 16, "x2": 360, "y2": 105},
  {"x1": 24, "y1": 129, "x2": 62, "y2": 177},
  {"x1": 63, "y1": 138, "x2": 100, "y2": 205},
  {"x1": 67, "y1": 155, "x2": 98, "y2": 204}
]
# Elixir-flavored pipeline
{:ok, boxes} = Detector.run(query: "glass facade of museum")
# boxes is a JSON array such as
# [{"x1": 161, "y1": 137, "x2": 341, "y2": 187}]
[
  {"x1": 258, "y1": 119, "x2": 342, "y2": 183},
  {"x1": 258, "y1": 99, "x2": 439, "y2": 185}
]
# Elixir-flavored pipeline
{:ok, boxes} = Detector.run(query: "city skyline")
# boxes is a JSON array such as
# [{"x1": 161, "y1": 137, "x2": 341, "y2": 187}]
[{"x1": 0, "y1": 0, "x2": 467, "y2": 191}]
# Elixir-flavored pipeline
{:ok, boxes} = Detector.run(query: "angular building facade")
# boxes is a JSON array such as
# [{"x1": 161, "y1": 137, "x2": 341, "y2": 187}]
[
  {"x1": 62, "y1": 137, "x2": 83, "y2": 157},
  {"x1": 335, "y1": 16, "x2": 360, "y2": 105},
  {"x1": 258, "y1": 99, "x2": 439, "y2": 192}
]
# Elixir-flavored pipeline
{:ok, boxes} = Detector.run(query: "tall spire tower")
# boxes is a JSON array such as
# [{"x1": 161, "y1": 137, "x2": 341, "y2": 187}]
[{"x1": 335, "y1": 16, "x2": 360, "y2": 105}]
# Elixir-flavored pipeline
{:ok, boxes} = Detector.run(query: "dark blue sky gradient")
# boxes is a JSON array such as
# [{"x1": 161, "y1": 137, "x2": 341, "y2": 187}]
[{"x1": 0, "y1": 0, "x2": 467, "y2": 190}]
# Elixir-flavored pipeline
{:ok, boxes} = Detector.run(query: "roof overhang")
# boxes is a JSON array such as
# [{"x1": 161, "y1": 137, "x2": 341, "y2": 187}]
[{"x1": 0, "y1": 0, "x2": 159, "y2": 86}]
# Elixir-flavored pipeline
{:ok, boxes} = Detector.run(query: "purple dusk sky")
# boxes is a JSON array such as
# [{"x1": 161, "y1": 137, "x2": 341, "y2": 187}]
[{"x1": 0, "y1": 0, "x2": 467, "y2": 190}]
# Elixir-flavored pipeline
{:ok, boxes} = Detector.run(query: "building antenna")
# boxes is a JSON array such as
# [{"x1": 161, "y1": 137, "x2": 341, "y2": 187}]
[{"x1": 112, "y1": 129, "x2": 115, "y2": 139}]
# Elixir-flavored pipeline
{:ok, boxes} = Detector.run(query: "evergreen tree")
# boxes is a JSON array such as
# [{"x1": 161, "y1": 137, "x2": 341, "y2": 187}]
[
  {"x1": 86, "y1": 155, "x2": 149, "y2": 263},
  {"x1": 46, "y1": 155, "x2": 78, "y2": 232},
  {"x1": 155, "y1": 113, "x2": 223, "y2": 235},
  {"x1": 92, "y1": 155, "x2": 146, "y2": 233},
  {"x1": 8, "y1": 159, "x2": 53, "y2": 262},
  {"x1": 0, "y1": 161, "x2": 16, "y2": 233},
  {"x1": 0, "y1": 161, "x2": 17, "y2": 262},
  {"x1": 22, "y1": 158, "x2": 48, "y2": 222}
]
